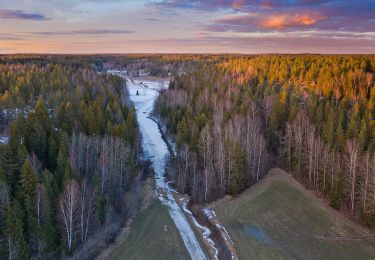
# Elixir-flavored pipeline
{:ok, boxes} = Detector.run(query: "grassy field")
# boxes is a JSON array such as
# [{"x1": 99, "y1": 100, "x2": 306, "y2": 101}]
[
  {"x1": 108, "y1": 199, "x2": 190, "y2": 260},
  {"x1": 215, "y1": 169, "x2": 375, "y2": 260}
]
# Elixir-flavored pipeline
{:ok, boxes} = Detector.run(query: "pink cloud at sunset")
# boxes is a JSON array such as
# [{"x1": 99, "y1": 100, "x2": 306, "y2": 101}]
[{"x1": 0, "y1": 0, "x2": 374, "y2": 53}]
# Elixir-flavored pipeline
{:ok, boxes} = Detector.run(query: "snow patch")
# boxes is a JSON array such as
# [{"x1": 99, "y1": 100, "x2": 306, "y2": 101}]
[
  {"x1": 202, "y1": 208, "x2": 216, "y2": 220},
  {"x1": 217, "y1": 223, "x2": 235, "y2": 245},
  {"x1": 0, "y1": 136, "x2": 9, "y2": 144},
  {"x1": 182, "y1": 203, "x2": 219, "y2": 260}
]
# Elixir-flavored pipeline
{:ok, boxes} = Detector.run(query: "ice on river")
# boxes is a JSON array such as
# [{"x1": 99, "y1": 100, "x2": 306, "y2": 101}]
[{"x1": 126, "y1": 78, "x2": 207, "y2": 260}]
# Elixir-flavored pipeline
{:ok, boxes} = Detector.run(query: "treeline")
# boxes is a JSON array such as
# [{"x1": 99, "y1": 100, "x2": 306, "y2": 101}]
[
  {"x1": 100, "y1": 54, "x2": 226, "y2": 77},
  {"x1": 158, "y1": 54, "x2": 375, "y2": 227},
  {"x1": 0, "y1": 53, "x2": 226, "y2": 80},
  {"x1": 0, "y1": 59, "x2": 139, "y2": 258},
  {"x1": 281, "y1": 111, "x2": 375, "y2": 225}
]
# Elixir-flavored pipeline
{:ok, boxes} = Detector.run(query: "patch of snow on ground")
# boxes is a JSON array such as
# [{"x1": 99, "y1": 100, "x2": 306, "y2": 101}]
[
  {"x1": 216, "y1": 223, "x2": 235, "y2": 245},
  {"x1": 202, "y1": 208, "x2": 216, "y2": 220},
  {"x1": 182, "y1": 203, "x2": 219, "y2": 260},
  {"x1": 0, "y1": 136, "x2": 9, "y2": 144},
  {"x1": 205, "y1": 208, "x2": 236, "y2": 259}
]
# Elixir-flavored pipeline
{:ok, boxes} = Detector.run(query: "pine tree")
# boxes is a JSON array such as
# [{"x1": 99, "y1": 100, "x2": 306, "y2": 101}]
[
  {"x1": 34, "y1": 96, "x2": 49, "y2": 128},
  {"x1": 0, "y1": 166, "x2": 9, "y2": 233},
  {"x1": 228, "y1": 142, "x2": 246, "y2": 195},
  {"x1": 5, "y1": 200, "x2": 28, "y2": 259},
  {"x1": 358, "y1": 119, "x2": 369, "y2": 150},
  {"x1": 324, "y1": 107, "x2": 336, "y2": 148},
  {"x1": 335, "y1": 123, "x2": 345, "y2": 151},
  {"x1": 347, "y1": 112, "x2": 359, "y2": 139},
  {"x1": 268, "y1": 96, "x2": 283, "y2": 148},
  {"x1": 41, "y1": 170, "x2": 59, "y2": 253},
  {"x1": 3, "y1": 121, "x2": 27, "y2": 194},
  {"x1": 48, "y1": 132, "x2": 58, "y2": 171},
  {"x1": 0, "y1": 165, "x2": 5, "y2": 182},
  {"x1": 56, "y1": 132, "x2": 69, "y2": 190},
  {"x1": 25, "y1": 97, "x2": 52, "y2": 168},
  {"x1": 17, "y1": 160, "x2": 38, "y2": 210},
  {"x1": 17, "y1": 160, "x2": 38, "y2": 257}
]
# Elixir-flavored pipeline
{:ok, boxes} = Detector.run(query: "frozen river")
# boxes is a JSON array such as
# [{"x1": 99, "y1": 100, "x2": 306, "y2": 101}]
[{"x1": 126, "y1": 77, "x2": 207, "y2": 260}]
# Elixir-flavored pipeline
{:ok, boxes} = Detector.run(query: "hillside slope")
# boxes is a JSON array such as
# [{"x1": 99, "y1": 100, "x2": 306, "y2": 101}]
[
  {"x1": 107, "y1": 199, "x2": 190, "y2": 260},
  {"x1": 214, "y1": 169, "x2": 375, "y2": 260}
]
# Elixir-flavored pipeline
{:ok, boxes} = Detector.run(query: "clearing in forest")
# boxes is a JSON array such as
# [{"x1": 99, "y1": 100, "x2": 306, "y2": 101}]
[
  {"x1": 108, "y1": 199, "x2": 190, "y2": 260},
  {"x1": 214, "y1": 169, "x2": 375, "y2": 260}
]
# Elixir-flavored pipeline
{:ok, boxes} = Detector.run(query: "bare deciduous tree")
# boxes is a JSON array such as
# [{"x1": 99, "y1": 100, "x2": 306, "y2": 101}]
[
  {"x1": 79, "y1": 178, "x2": 97, "y2": 243},
  {"x1": 59, "y1": 179, "x2": 80, "y2": 252},
  {"x1": 34, "y1": 183, "x2": 48, "y2": 257},
  {"x1": 70, "y1": 133, "x2": 131, "y2": 203},
  {"x1": 346, "y1": 139, "x2": 360, "y2": 212}
]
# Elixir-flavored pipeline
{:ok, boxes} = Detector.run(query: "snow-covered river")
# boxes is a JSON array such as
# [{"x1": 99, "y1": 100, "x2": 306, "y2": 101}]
[{"x1": 126, "y1": 77, "x2": 207, "y2": 260}]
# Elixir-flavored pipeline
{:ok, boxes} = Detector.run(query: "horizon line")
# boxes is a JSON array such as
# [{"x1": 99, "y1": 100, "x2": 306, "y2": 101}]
[{"x1": 1, "y1": 52, "x2": 375, "y2": 56}]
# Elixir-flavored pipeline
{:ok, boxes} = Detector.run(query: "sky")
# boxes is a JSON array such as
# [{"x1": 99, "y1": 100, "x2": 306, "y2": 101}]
[{"x1": 0, "y1": 0, "x2": 375, "y2": 54}]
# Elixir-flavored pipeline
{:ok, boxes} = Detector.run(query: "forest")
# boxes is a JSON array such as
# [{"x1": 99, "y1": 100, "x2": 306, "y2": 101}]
[
  {"x1": 0, "y1": 56, "x2": 139, "y2": 258},
  {"x1": 0, "y1": 54, "x2": 217, "y2": 259},
  {"x1": 1, "y1": 54, "x2": 375, "y2": 258},
  {"x1": 157, "y1": 55, "x2": 375, "y2": 228}
]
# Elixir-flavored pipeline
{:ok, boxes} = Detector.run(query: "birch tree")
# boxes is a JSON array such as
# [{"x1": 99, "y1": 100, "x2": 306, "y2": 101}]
[
  {"x1": 59, "y1": 179, "x2": 80, "y2": 253},
  {"x1": 79, "y1": 178, "x2": 97, "y2": 243},
  {"x1": 34, "y1": 183, "x2": 48, "y2": 257},
  {"x1": 346, "y1": 139, "x2": 360, "y2": 212},
  {"x1": 200, "y1": 125, "x2": 212, "y2": 201}
]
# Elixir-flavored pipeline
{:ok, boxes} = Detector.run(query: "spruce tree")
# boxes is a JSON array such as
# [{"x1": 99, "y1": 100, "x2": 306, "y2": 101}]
[
  {"x1": 3, "y1": 121, "x2": 27, "y2": 194},
  {"x1": 358, "y1": 119, "x2": 369, "y2": 150},
  {"x1": 324, "y1": 107, "x2": 336, "y2": 148},
  {"x1": 17, "y1": 160, "x2": 38, "y2": 208},
  {"x1": 335, "y1": 123, "x2": 345, "y2": 151},
  {"x1": 5, "y1": 200, "x2": 28, "y2": 259},
  {"x1": 17, "y1": 160, "x2": 38, "y2": 252}
]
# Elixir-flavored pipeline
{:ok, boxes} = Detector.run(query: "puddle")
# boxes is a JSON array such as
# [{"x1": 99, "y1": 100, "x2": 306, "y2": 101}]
[
  {"x1": 243, "y1": 224, "x2": 273, "y2": 245},
  {"x1": 243, "y1": 224, "x2": 308, "y2": 259}
]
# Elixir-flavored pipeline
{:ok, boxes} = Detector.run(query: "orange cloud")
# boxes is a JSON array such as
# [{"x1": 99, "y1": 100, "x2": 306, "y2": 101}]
[
  {"x1": 262, "y1": 15, "x2": 288, "y2": 29},
  {"x1": 294, "y1": 14, "x2": 318, "y2": 26},
  {"x1": 262, "y1": 13, "x2": 323, "y2": 29}
]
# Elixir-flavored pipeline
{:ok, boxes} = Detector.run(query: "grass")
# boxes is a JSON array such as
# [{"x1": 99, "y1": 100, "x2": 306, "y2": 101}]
[
  {"x1": 215, "y1": 169, "x2": 375, "y2": 260},
  {"x1": 108, "y1": 199, "x2": 190, "y2": 260}
]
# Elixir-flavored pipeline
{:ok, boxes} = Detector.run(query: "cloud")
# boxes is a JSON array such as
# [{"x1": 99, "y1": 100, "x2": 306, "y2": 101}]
[
  {"x1": 211, "y1": 12, "x2": 324, "y2": 31},
  {"x1": 151, "y1": 0, "x2": 375, "y2": 33},
  {"x1": 149, "y1": 0, "x2": 336, "y2": 11},
  {"x1": 31, "y1": 29, "x2": 136, "y2": 36},
  {"x1": 150, "y1": 0, "x2": 241, "y2": 11},
  {"x1": 263, "y1": 13, "x2": 321, "y2": 28},
  {"x1": 0, "y1": 33, "x2": 23, "y2": 41},
  {"x1": 143, "y1": 17, "x2": 165, "y2": 22},
  {"x1": 0, "y1": 9, "x2": 49, "y2": 21},
  {"x1": 2, "y1": 32, "x2": 375, "y2": 54},
  {"x1": 123, "y1": 33, "x2": 375, "y2": 54}
]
